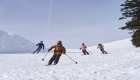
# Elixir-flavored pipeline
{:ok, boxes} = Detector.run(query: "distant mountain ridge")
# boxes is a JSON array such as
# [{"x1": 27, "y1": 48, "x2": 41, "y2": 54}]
[{"x1": 0, "y1": 30, "x2": 36, "y2": 53}]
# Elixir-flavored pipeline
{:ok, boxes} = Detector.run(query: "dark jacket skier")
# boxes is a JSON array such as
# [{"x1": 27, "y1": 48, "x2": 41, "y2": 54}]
[
  {"x1": 97, "y1": 43, "x2": 108, "y2": 54},
  {"x1": 47, "y1": 41, "x2": 66, "y2": 65},
  {"x1": 32, "y1": 41, "x2": 44, "y2": 54}
]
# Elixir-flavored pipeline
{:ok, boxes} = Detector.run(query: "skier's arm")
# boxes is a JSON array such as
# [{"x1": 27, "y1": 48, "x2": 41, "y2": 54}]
[
  {"x1": 102, "y1": 45, "x2": 104, "y2": 47},
  {"x1": 79, "y1": 46, "x2": 82, "y2": 50},
  {"x1": 63, "y1": 47, "x2": 66, "y2": 54},
  {"x1": 97, "y1": 46, "x2": 99, "y2": 49},
  {"x1": 85, "y1": 46, "x2": 87, "y2": 48},
  {"x1": 36, "y1": 43, "x2": 39, "y2": 46},
  {"x1": 48, "y1": 45, "x2": 55, "y2": 52},
  {"x1": 43, "y1": 44, "x2": 45, "y2": 49}
]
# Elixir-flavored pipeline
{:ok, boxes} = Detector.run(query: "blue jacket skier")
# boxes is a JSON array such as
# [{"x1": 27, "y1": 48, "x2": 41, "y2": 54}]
[{"x1": 32, "y1": 41, "x2": 44, "y2": 54}]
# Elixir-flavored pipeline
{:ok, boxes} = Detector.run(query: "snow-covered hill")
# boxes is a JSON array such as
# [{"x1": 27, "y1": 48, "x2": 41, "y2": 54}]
[
  {"x1": 0, "y1": 38, "x2": 140, "y2": 80},
  {"x1": 0, "y1": 30, "x2": 36, "y2": 53}
]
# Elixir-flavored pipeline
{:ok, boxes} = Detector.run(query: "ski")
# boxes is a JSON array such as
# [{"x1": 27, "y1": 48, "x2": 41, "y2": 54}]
[
  {"x1": 45, "y1": 65, "x2": 53, "y2": 66},
  {"x1": 45, "y1": 64, "x2": 56, "y2": 66}
]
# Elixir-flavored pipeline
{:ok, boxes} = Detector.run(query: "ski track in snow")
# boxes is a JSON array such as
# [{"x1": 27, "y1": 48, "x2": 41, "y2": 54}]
[{"x1": 0, "y1": 39, "x2": 140, "y2": 80}]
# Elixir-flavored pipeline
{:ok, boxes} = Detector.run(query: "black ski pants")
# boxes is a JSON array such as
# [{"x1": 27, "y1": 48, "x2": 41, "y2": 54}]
[
  {"x1": 82, "y1": 50, "x2": 89, "y2": 55},
  {"x1": 100, "y1": 49, "x2": 108, "y2": 54},
  {"x1": 49, "y1": 55, "x2": 61, "y2": 64},
  {"x1": 33, "y1": 47, "x2": 42, "y2": 53}
]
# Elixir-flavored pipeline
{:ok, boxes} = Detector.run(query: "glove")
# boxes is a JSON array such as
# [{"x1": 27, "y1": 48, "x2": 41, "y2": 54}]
[
  {"x1": 48, "y1": 49, "x2": 50, "y2": 52},
  {"x1": 79, "y1": 48, "x2": 81, "y2": 50},
  {"x1": 63, "y1": 52, "x2": 65, "y2": 54}
]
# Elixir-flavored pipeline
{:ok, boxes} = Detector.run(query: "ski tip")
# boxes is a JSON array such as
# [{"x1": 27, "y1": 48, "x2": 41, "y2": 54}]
[
  {"x1": 45, "y1": 65, "x2": 49, "y2": 66},
  {"x1": 45, "y1": 64, "x2": 54, "y2": 66}
]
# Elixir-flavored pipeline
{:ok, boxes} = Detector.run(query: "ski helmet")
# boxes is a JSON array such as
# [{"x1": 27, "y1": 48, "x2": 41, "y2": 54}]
[
  {"x1": 41, "y1": 41, "x2": 43, "y2": 43},
  {"x1": 57, "y1": 41, "x2": 62, "y2": 44}
]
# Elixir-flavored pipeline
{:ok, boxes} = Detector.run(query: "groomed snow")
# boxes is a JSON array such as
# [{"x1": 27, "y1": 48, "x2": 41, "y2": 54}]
[{"x1": 0, "y1": 39, "x2": 140, "y2": 80}]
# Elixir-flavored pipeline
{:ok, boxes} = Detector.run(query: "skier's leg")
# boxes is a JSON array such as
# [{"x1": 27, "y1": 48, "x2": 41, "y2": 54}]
[
  {"x1": 85, "y1": 50, "x2": 89, "y2": 55},
  {"x1": 82, "y1": 50, "x2": 86, "y2": 55},
  {"x1": 102, "y1": 49, "x2": 108, "y2": 54},
  {"x1": 48, "y1": 55, "x2": 56, "y2": 65},
  {"x1": 54, "y1": 55, "x2": 61, "y2": 65},
  {"x1": 33, "y1": 47, "x2": 39, "y2": 53},
  {"x1": 104, "y1": 50, "x2": 108, "y2": 54},
  {"x1": 100, "y1": 49, "x2": 104, "y2": 54},
  {"x1": 37, "y1": 47, "x2": 41, "y2": 53}
]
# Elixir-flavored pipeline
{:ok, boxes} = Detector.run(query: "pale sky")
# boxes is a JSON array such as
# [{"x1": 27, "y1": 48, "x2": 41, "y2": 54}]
[{"x1": 0, "y1": 0, "x2": 130, "y2": 49}]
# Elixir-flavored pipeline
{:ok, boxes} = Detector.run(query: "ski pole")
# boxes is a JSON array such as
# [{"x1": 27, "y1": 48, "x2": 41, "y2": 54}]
[
  {"x1": 65, "y1": 54, "x2": 77, "y2": 64},
  {"x1": 42, "y1": 52, "x2": 48, "y2": 61},
  {"x1": 43, "y1": 49, "x2": 45, "y2": 54}
]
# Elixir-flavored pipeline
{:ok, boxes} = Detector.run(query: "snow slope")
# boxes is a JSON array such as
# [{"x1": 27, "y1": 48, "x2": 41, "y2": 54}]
[
  {"x1": 0, "y1": 30, "x2": 36, "y2": 53},
  {"x1": 0, "y1": 38, "x2": 140, "y2": 80}
]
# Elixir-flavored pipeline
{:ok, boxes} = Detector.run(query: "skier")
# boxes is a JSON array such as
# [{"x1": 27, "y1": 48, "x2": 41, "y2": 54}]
[
  {"x1": 47, "y1": 41, "x2": 66, "y2": 65},
  {"x1": 32, "y1": 41, "x2": 44, "y2": 54},
  {"x1": 97, "y1": 43, "x2": 108, "y2": 54},
  {"x1": 80, "y1": 43, "x2": 89, "y2": 55}
]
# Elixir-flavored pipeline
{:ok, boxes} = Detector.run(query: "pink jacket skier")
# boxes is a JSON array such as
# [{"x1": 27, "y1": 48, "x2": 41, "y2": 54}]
[{"x1": 80, "y1": 43, "x2": 89, "y2": 55}]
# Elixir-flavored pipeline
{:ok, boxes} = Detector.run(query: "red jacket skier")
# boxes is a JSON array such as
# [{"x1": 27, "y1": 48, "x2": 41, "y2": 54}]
[{"x1": 80, "y1": 43, "x2": 89, "y2": 55}]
